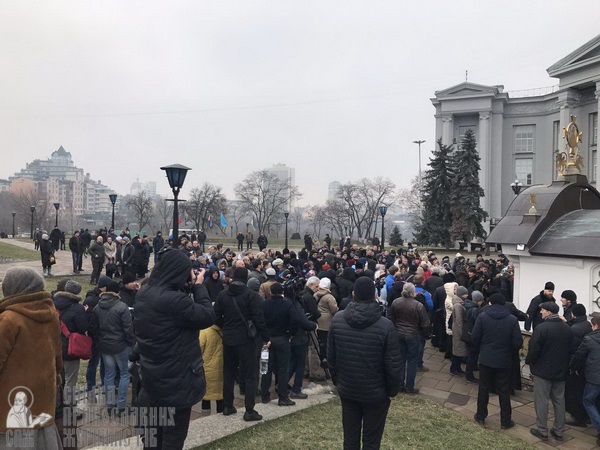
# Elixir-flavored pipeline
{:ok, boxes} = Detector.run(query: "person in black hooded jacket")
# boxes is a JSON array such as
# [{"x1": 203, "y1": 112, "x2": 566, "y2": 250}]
[
  {"x1": 204, "y1": 266, "x2": 224, "y2": 302},
  {"x1": 337, "y1": 267, "x2": 356, "y2": 301},
  {"x1": 328, "y1": 277, "x2": 402, "y2": 450},
  {"x1": 213, "y1": 267, "x2": 270, "y2": 422},
  {"x1": 134, "y1": 248, "x2": 215, "y2": 449}
]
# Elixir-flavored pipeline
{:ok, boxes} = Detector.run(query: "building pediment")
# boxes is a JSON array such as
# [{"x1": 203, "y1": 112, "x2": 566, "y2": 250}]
[
  {"x1": 434, "y1": 82, "x2": 504, "y2": 98},
  {"x1": 547, "y1": 33, "x2": 600, "y2": 77}
]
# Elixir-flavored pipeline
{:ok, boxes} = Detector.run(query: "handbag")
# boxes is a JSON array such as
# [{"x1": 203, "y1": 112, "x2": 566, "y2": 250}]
[
  {"x1": 60, "y1": 320, "x2": 92, "y2": 360},
  {"x1": 231, "y1": 295, "x2": 258, "y2": 339},
  {"x1": 49, "y1": 255, "x2": 56, "y2": 265}
]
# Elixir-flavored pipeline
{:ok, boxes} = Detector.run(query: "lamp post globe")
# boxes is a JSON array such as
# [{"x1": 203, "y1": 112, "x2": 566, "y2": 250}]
[
  {"x1": 30, "y1": 206, "x2": 36, "y2": 239},
  {"x1": 511, "y1": 179, "x2": 523, "y2": 195},
  {"x1": 109, "y1": 194, "x2": 118, "y2": 230},
  {"x1": 160, "y1": 164, "x2": 191, "y2": 248}
]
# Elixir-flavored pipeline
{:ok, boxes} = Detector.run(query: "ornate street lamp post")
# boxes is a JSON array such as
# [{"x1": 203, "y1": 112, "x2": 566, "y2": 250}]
[
  {"x1": 379, "y1": 205, "x2": 388, "y2": 250},
  {"x1": 109, "y1": 194, "x2": 118, "y2": 230},
  {"x1": 511, "y1": 179, "x2": 523, "y2": 195},
  {"x1": 284, "y1": 212, "x2": 289, "y2": 250},
  {"x1": 30, "y1": 206, "x2": 36, "y2": 239},
  {"x1": 160, "y1": 164, "x2": 191, "y2": 248},
  {"x1": 53, "y1": 202, "x2": 60, "y2": 228},
  {"x1": 12, "y1": 212, "x2": 16, "y2": 238}
]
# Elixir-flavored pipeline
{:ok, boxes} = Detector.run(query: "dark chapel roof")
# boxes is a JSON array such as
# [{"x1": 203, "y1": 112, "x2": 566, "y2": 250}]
[{"x1": 486, "y1": 175, "x2": 600, "y2": 258}]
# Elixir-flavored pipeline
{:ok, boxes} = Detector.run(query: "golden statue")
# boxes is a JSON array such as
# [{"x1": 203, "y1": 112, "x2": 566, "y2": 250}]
[{"x1": 558, "y1": 115, "x2": 584, "y2": 179}]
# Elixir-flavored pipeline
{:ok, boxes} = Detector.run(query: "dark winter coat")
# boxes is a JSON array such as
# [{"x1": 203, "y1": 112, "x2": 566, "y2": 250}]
[
  {"x1": 152, "y1": 235, "x2": 165, "y2": 253},
  {"x1": 40, "y1": 239, "x2": 54, "y2": 267},
  {"x1": 119, "y1": 286, "x2": 137, "y2": 308},
  {"x1": 257, "y1": 235, "x2": 268, "y2": 249},
  {"x1": 570, "y1": 330, "x2": 600, "y2": 385},
  {"x1": 337, "y1": 268, "x2": 356, "y2": 300},
  {"x1": 328, "y1": 301, "x2": 402, "y2": 403},
  {"x1": 132, "y1": 239, "x2": 146, "y2": 265},
  {"x1": 204, "y1": 267, "x2": 224, "y2": 302},
  {"x1": 424, "y1": 274, "x2": 444, "y2": 296},
  {"x1": 134, "y1": 249, "x2": 215, "y2": 407},
  {"x1": 69, "y1": 235, "x2": 82, "y2": 253},
  {"x1": 570, "y1": 316, "x2": 592, "y2": 355},
  {"x1": 388, "y1": 296, "x2": 429, "y2": 336},
  {"x1": 525, "y1": 315, "x2": 572, "y2": 381},
  {"x1": 525, "y1": 292, "x2": 557, "y2": 331},
  {"x1": 54, "y1": 291, "x2": 88, "y2": 361},
  {"x1": 471, "y1": 304, "x2": 523, "y2": 369},
  {"x1": 213, "y1": 281, "x2": 270, "y2": 346},
  {"x1": 300, "y1": 287, "x2": 321, "y2": 322},
  {"x1": 88, "y1": 240, "x2": 106, "y2": 262},
  {"x1": 122, "y1": 243, "x2": 135, "y2": 266},
  {"x1": 290, "y1": 297, "x2": 317, "y2": 346},
  {"x1": 93, "y1": 292, "x2": 135, "y2": 354}
]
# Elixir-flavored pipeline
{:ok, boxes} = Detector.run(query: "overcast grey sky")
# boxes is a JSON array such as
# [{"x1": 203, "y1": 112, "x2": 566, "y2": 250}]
[{"x1": 2, "y1": 1, "x2": 599, "y2": 206}]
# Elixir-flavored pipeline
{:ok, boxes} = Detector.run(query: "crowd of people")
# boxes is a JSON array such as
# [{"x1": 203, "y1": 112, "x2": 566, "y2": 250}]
[{"x1": 2, "y1": 228, "x2": 599, "y2": 449}]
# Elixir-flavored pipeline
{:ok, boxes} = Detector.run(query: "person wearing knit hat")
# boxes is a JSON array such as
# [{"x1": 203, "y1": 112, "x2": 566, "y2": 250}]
[
  {"x1": 472, "y1": 291, "x2": 523, "y2": 430},
  {"x1": 559, "y1": 290, "x2": 577, "y2": 324},
  {"x1": 247, "y1": 277, "x2": 260, "y2": 292},
  {"x1": 328, "y1": 269, "x2": 402, "y2": 449},
  {"x1": 525, "y1": 281, "x2": 557, "y2": 332},
  {"x1": 120, "y1": 272, "x2": 139, "y2": 308},
  {"x1": 526, "y1": 295, "x2": 572, "y2": 441},
  {"x1": 0, "y1": 267, "x2": 63, "y2": 445},
  {"x1": 315, "y1": 277, "x2": 338, "y2": 365},
  {"x1": 463, "y1": 290, "x2": 484, "y2": 383},
  {"x1": 53, "y1": 278, "x2": 88, "y2": 407},
  {"x1": 259, "y1": 268, "x2": 278, "y2": 300},
  {"x1": 39, "y1": 231, "x2": 55, "y2": 277}
]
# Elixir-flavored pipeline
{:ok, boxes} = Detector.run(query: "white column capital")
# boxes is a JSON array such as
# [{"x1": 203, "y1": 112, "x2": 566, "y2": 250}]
[
  {"x1": 594, "y1": 80, "x2": 600, "y2": 100},
  {"x1": 479, "y1": 112, "x2": 490, "y2": 121},
  {"x1": 442, "y1": 115, "x2": 453, "y2": 123}
]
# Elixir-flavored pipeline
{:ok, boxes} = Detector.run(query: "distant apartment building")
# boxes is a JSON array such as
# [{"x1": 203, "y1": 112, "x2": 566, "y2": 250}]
[
  {"x1": 9, "y1": 146, "x2": 115, "y2": 215},
  {"x1": 264, "y1": 163, "x2": 296, "y2": 210},
  {"x1": 130, "y1": 179, "x2": 157, "y2": 197},
  {"x1": 328, "y1": 181, "x2": 341, "y2": 201}
]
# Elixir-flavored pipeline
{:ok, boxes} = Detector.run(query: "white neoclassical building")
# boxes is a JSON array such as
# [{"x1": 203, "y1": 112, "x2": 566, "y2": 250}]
[{"x1": 431, "y1": 33, "x2": 600, "y2": 222}]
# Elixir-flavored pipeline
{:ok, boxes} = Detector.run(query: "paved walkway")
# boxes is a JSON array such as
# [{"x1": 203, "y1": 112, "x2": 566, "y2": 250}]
[{"x1": 1, "y1": 239, "x2": 598, "y2": 448}]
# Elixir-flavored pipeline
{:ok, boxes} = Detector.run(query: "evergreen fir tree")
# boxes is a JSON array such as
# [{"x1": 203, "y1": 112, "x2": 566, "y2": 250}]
[
  {"x1": 449, "y1": 128, "x2": 488, "y2": 243},
  {"x1": 388, "y1": 225, "x2": 403, "y2": 247},
  {"x1": 414, "y1": 138, "x2": 454, "y2": 247}
]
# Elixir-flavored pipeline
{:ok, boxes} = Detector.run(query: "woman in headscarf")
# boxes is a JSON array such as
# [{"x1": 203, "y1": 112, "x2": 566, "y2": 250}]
[
  {"x1": 204, "y1": 266, "x2": 224, "y2": 302},
  {"x1": 0, "y1": 266, "x2": 63, "y2": 449}
]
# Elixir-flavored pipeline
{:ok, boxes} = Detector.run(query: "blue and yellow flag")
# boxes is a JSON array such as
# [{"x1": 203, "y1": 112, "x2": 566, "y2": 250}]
[
  {"x1": 220, "y1": 213, "x2": 227, "y2": 229},
  {"x1": 208, "y1": 215, "x2": 213, "y2": 229},
  {"x1": 252, "y1": 216, "x2": 258, "y2": 230}
]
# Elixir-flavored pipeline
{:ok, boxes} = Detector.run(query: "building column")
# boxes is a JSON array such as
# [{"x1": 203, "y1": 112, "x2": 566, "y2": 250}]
[
  {"x1": 442, "y1": 115, "x2": 453, "y2": 146},
  {"x1": 595, "y1": 81, "x2": 600, "y2": 183},
  {"x1": 479, "y1": 112, "x2": 491, "y2": 226}
]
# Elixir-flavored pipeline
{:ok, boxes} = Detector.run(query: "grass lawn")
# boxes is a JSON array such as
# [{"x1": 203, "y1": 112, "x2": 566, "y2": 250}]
[
  {"x1": 195, "y1": 396, "x2": 532, "y2": 450},
  {"x1": 0, "y1": 240, "x2": 39, "y2": 261}
]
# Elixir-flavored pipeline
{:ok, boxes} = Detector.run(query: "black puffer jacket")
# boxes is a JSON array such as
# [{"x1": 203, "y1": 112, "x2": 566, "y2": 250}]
[
  {"x1": 327, "y1": 301, "x2": 401, "y2": 403},
  {"x1": 472, "y1": 304, "x2": 522, "y2": 369},
  {"x1": 570, "y1": 330, "x2": 600, "y2": 385},
  {"x1": 301, "y1": 287, "x2": 320, "y2": 322},
  {"x1": 290, "y1": 297, "x2": 317, "y2": 346},
  {"x1": 569, "y1": 316, "x2": 592, "y2": 355},
  {"x1": 526, "y1": 316, "x2": 572, "y2": 381},
  {"x1": 54, "y1": 292, "x2": 88, "y2": 361},
  {"x1": 424, "y1": 274, "x2": 444, "y2": 296},
  {"x1": 134, "y1": 249, "x2": 215, "y2": 407},
  {"x1": 336, "y1": 268, "x2": 356, "y2": 300},
  {"x1": 525, "y1": 292, "x2": 556, "y2": 331},
  {"x1": 213, "y1": 281, "x2": 270, "y2": 346},
  {"x1": 93, "y1": 292, "x2": 135, "y2": 354}
]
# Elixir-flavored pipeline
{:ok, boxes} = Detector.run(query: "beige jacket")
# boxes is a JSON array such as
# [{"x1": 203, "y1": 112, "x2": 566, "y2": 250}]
[{"x1": 315, "y1": 288, "x2": 338, "y2": 331}]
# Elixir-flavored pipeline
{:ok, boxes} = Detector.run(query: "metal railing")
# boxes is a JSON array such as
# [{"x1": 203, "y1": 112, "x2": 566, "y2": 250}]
[{"x1": 508, "y1": 85, "x2": 559, "y2": 98}]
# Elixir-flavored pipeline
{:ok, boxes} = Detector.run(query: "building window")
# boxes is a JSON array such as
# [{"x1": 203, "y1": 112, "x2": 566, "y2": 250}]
[
  {"x1": 591, "y1": 113, "x2": 598, "y2": 146},
  {"x1": 552, "y1": 121, "x2": 560, "y2": 151},
  {"x1": 515, "y1": 158, "x2": 533, "y2": 185},
  {"x1": 593, "y1": 150, "x2": 597, "y2": 183},
  {"x1": 458, "y1": 126, "x2": 476, "y2": 144},
  {"x1": 515, "y1": 125, "x2": 535, "y2": 153}
]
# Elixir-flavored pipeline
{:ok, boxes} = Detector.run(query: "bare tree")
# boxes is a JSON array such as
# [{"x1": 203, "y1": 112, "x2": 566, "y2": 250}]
[
  {"x1": 227, "y1": 200, "x2": 248, "y2": 234},
  {"x1": 321, "y1": 200, "x2": 352, "y2": 238},
  {"x1": 184, "y1": 182, "x2": 227, "y2": 232},
  {"x1": 234, "y1": 170, "x2": 302, "y2": 234},
  {"x1": 291, "y1": 206, "x2": 303, "y2": 234},
  {"x1": 10, "y1": 188, "x2": 51, "y2": 234},
  {"x1": 126, "y1": 191, "x2": 154, "y2": 233},
  {"x1": 399, "y1": 175, "x2": 422, "y2": 232},
  {"x1": 304, "y1": 205, "x2": 327, "y2": 238},
  {"x1": 154, "y1": 195, "x2": 174, "y2": 233},
  {"x1": 336, "y1": 177, "x2": 397, "y2": 239}
]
